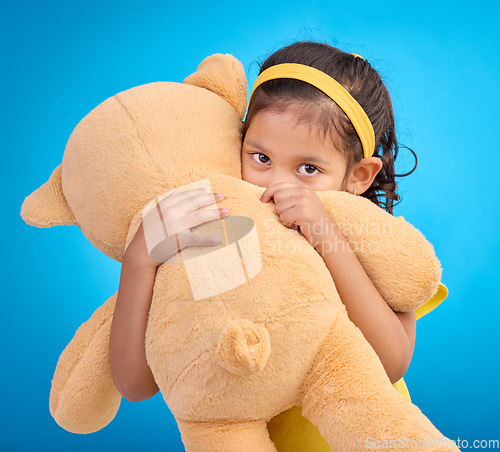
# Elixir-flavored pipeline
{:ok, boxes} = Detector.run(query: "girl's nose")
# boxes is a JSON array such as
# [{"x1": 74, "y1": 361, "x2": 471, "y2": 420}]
[{"x1": 267, "y1": 168, "x2": 295, "y2": 187}]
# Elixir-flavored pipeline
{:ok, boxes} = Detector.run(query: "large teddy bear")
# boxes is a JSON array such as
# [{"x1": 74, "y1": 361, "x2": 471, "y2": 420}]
[{"x1": 21, "y1": 54, "x2": 459, "y2": 451}]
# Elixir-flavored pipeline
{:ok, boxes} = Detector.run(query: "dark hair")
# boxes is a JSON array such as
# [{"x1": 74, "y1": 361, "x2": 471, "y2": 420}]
[{"x1": 243, "y1": 41, "x2": 417, "y2": 214}]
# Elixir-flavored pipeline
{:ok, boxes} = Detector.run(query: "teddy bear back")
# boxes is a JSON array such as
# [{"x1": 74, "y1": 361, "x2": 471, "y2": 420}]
[{"x1": 21, "y1": 54, "x2": 247, "y2": 262}]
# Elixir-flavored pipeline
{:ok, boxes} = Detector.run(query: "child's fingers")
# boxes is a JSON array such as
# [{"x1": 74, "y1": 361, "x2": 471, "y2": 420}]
[
  {"x1": 260, "y1": 182, "x2": 300, "y2": 203},
  {"x1": 276, "y1": 206, "x2": 299, "y2": 230},
  {"x1": 157, "y1": 207, "x2": 229, "y2": 237},
  {"x1": 175, "y1": 230, "x2": 221, "y2": 250},
  {"x1": 160, "y1": 187, "x2": 211, "y2": 207},
  {"x1": 182, "y1": 207, "x2": 230, "y2": 231},
  {"x1": 184, "y1": 191, "x2": 225, "y2": 213},
  {"x1": 185, "y1": 232, "x2": 222, "y2": 248},
  {"x1": 161, "y1": 188, "x2": 224, "y2": 214}
]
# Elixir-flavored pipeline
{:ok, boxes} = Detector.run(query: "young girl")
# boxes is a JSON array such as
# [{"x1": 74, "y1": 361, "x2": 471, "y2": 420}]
[{"x1": 109, "y1": 40, "x2": 424, "y2": 444}]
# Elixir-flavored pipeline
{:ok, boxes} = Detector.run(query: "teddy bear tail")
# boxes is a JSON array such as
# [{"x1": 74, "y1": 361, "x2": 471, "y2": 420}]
[{"x1": 215, "y1": 319, "x2": 271, "y2": 377}]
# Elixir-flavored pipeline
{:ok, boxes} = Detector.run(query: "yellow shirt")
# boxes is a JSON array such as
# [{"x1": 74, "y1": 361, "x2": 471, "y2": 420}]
[{"x1": 267, "y1": 243, "x2": 449, "y2": 451}]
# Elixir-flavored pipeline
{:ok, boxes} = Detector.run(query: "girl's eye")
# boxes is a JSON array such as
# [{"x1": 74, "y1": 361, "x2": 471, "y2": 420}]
[
  {"x1": 251, "y1": 153, "x2": 270, "y2": 164},
  {"x1": 298, "y1": 164, "x2": 320, "y2": 175}
]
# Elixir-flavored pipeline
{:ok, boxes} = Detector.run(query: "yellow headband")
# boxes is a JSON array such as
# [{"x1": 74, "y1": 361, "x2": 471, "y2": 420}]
[{"x1": 248, "y1": 62, "x2": 375, "y2": 159}]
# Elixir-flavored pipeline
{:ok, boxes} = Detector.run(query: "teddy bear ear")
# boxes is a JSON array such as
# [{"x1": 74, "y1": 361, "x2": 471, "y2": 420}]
[
  {"x1": 21, "y1": 164, "x2": 77, "y2": 227},
  {"x1": 183, "y1": 53, "x2": 247, "y2": 120}
]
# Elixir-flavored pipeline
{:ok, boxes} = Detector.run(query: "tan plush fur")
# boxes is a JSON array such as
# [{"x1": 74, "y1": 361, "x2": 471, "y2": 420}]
[{"x1": 21, "y1": 54, "x2": 459, "y2": 451}]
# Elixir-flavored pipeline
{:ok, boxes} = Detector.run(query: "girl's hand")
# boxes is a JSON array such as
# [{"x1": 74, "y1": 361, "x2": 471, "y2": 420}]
[
  {"x1": 125, "y1": 188, "x2": 229, "y2": 268},
  {"x1": 260, "y1": 182, "x2": 335, "y2": 251}
]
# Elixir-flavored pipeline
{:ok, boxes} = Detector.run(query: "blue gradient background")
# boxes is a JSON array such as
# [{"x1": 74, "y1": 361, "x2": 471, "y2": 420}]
[{"x1": 3, "y1": 1, "x2": 499, "y2": 450}]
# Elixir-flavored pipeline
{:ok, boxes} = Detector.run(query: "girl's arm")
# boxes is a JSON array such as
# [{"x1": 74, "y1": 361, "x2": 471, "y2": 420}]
[
  {"x1": 109, "y1": 188, "x2": 226, "y2": 402},
  {"x1": 316, "y1": 222, "x2": 416, "y2": 384},
  {"x1": 259, "y1": 182, "x2": 416, "y2": 384},
  {"x1": 109, "y1": 223, "x2": 160, "y2": 402}
]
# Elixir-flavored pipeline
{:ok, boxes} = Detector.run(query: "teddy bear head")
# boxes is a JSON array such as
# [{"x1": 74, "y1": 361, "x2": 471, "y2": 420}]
[{"x1": 21, "y1": 54, "x2": 248, "y2": 262}]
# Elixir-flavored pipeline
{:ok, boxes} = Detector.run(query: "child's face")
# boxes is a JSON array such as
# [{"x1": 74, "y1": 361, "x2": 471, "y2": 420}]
[{"x1": 241, "y1": 108, "x2": 349, "y2": 191}]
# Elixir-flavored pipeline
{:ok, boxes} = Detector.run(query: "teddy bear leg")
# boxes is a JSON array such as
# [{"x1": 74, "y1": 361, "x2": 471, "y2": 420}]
[
  {"x1": 298, "y1": 310, "x2": 460, "y2": 451},
  {"x1": 50, "y1": 292, "x2": 121, "y2": 434},
  {"x1": 177, "y1": 418, "x2": 277, "y2": 452}
]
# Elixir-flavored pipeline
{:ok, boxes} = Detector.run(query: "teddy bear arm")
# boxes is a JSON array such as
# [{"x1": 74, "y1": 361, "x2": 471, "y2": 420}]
[
  {"x1": 49, "y1": 292, "x2": 121, "y2": 434},
  {"x1": 317, "y1": 191, "x2": 442, "y2": 311}
]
